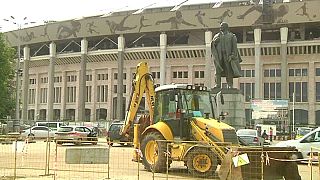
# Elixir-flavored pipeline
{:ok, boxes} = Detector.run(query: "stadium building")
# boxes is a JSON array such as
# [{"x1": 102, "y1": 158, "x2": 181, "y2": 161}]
[{"x1": 3, "y1": 0, "x2": 320, "y2": 129}]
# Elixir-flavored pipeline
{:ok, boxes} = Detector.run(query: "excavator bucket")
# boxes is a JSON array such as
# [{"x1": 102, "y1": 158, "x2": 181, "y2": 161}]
[
  {"x1": 218, "y1": 150, "x2": 243, "y2": 180},
  {"x1": 218, "y1": 147, "x2": 301, "y2": 180}
]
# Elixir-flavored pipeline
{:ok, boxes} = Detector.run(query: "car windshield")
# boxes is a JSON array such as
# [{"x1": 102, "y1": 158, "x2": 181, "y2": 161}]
[
  {"x1": 237, "y1": 130, "x2": 257, "y2": 136},
  {"x1": 58, "y1": 127, "x2": 73, "y2": 132},
  {"x1": 297, "y1": 128, "x2": 313, "y2": 136}
]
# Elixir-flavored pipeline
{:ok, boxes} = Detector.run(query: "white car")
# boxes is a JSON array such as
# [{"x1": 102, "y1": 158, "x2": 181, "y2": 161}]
[
  {"x1": 274, "y1": 127, "x2": 320, "y2": 160},
  {"x1": 20, "y1": 126, "x2": 56, "y2": 139}
]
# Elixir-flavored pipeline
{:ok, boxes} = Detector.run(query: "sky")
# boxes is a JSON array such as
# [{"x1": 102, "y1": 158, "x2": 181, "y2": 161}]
[{"x1": 0, "y1": 0, "x2": 231, "y2": 32}]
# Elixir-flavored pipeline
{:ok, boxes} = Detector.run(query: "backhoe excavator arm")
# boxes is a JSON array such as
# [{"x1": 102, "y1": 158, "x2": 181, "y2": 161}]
[{"x1": 120, "y1": 62, "x2": 156, "y2": 137}]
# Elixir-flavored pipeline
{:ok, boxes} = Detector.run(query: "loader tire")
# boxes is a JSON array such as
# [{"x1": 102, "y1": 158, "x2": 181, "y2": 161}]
[
  {"x1": 186, "y1": 147, "x2": 218, "y2": 178},
  {"x1": 141, "y1": 132, "x2": 168, "y2": 172}
]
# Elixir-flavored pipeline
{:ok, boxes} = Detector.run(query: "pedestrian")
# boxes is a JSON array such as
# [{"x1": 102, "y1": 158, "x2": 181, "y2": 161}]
[
  {"x1": 262, "y1": 130, "x2": 268, "y2": 140},
  {"x1": 269, "y1": 127, "x2": 273, "y2": 142},
  {"x1": 211, "y1": 22, "x2": 242, "y2": 88}
]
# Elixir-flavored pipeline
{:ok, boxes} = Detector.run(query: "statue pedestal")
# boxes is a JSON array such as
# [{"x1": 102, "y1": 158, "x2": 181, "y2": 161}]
[{"x1": 212, "y1": 88, "x2": 246, "y2": 129}]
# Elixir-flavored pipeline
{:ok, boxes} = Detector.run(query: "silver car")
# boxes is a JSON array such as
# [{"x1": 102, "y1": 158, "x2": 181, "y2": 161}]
[
  {"x1": 54, "y1": 126, "x2": 98, "y2": 145},
  {"x1": 20, "y1": 126, "x2": 56, "y2": 139},
  {"x1": 236, "y1": 129, "x2": 265, "y2": 146}
]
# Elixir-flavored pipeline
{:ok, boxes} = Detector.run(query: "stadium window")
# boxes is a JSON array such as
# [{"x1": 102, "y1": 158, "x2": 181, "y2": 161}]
[
  {"x1": 173, "y1": 72, "x2": 177, "y2": 78},
  {"x1": 245, "y1": 70, "x2": 251, "y2": 77},
  {"x1": 270, "y1": 69, "x2": 275, "y2": 77},
  {"x1": 264, "y1": 70, "x2": 269, "y2": 77},
  {"x1": 194, "y1": 71, "x2": 199, "y2": 78},
  {"x1": 316, "y1": 68, "x2": 320, "y2": 76},
  {"x1": 240, "y1": 83, "x2": 255, "y2": 102},
  {"x1": 183, "y1": 71, "x2": 188, "y2": 78},
  {"x1": 200, "y1": 71, "x2": 204, "y2": 78},
  {"x1": 289, "y1": 69, "x2": 294, "y2": 76},
  {"x1": 316, "y1": 82, "x2": 320, "y2": 102},
  {"x1": 302, "y1": 68, "x2": 308, "y2": 76},
  {"x1": 276, "y1": 69, "x2": 281, "y2": 77}
]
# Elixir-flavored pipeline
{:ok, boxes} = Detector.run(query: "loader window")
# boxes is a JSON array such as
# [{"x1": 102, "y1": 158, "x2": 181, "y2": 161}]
[
  {"x1": 154, "y1": 90, "x2": 180, "y2": 122},
  {"x1": 182, "y1": 90, "x2": 213, "y2": 118}
]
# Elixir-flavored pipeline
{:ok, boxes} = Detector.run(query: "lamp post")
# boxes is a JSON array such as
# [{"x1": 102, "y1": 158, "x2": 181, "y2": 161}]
[{"x1": 3, "y1": 16, "x2": 35, "y2": 131}]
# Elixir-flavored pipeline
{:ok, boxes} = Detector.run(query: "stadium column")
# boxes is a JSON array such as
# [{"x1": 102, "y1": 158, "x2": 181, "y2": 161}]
[
  {"x1": 280, "y1": 27, "x2": 288, "y2": 99},
  {"x1": 107, "y1": 68, "x2": 113, "y2": 121},
  {"x1": 92, "y1": 69, "x2": 97, "y2": 121},
  {"x1": 117, "y1": 35, "x2": 125, "y2": 120},
  {"x1": 78, "y1": 38, "x2": 88, "y2": 122},
  {"x1": 22, "y1": 46, "x2": 30, "y2": 123},
  {"x1": 254, "y1": 28, "x2": 262, "y2": 99},
  {"x1": 308, "y1": 61, "x2": 316, "y2": 125},
  {"x1": 47, "y1": 42, "x2": 56, "y2": 121},
  {"x1": 61, "y1": 71, "x2": 67, "y2": 120},
  {"x1": 205, "y1": 31, "x2": 212, "y2": 88},
  {"x1": 160, "y1": 33, "x2": 167, "y2": 85}
]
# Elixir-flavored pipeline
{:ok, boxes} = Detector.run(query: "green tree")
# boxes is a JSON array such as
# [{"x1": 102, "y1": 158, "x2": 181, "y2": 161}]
[{"x1": 0, "y1": 33, "x2": 16, "y2": 120}]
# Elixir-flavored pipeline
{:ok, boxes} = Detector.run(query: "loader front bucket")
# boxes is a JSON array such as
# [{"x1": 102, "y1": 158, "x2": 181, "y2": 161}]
[{"x1": 218, "y1": 146, "x2": 301, "y2": 180}]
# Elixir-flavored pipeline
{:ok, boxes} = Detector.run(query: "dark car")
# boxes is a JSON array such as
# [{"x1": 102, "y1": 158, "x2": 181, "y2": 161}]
[
  {"x1": 236, "y1": 129, "x2": 265, "y2": 146},
  {"x1": 107, "y1": 122, "x2": 132, "y2": 146},
  {"x1": 54, "y1": 125, "x2": 98, "y2": 145}
]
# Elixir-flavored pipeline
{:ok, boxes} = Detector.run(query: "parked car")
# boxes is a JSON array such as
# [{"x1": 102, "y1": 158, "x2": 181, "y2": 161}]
[
  {"x1": 20, "y1": 126, "x2": 56, "y2": 139},
  {"x1": 107, "y1": 121, "x2": 132, "y2": 146},
  {"x1": 54, "y1": 126, "x2": 98, "y2": 145},
  {"x1": 274, "y1": 127, "x2": 320, "y2": 160},
  {"x1": 35, "y1": 121, "x2": 66, "y2": 131},
  {"x1": 236, "y1": 129, "x2": 265, "y2": 146}
]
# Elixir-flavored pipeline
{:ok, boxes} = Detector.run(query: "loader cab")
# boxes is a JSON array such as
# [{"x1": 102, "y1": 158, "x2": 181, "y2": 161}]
[{"x1": 154, "y1": 84, "x2": 214, "y2": 139}]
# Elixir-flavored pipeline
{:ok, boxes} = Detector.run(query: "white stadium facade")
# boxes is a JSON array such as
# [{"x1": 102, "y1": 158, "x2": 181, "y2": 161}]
[{"x1": 3, "y1": 0, "x2": 320, "y2": 129}]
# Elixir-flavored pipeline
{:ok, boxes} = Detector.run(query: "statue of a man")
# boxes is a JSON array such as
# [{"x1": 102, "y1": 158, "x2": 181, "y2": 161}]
[{"x1": 211, "y1": 22, "x2": 242, "y2": 88}]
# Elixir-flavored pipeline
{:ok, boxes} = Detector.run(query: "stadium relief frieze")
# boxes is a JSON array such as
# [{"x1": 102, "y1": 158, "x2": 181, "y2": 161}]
[{"x1": 4, "y1": 1, "x2": 320, "y2": 46}]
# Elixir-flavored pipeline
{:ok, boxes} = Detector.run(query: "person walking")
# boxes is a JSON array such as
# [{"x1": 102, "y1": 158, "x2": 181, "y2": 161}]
[
  {"x1": 262, "y1": 130, "x2": 268, "y2": 140},
  {"x1": 269, "y1": 127, "x2": 273, "y2": 142}
]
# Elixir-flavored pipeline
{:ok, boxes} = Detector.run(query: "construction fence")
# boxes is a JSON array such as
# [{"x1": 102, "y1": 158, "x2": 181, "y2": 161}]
[{"x1": 0, "y1": 137, "x2": 319, "y2": 180}]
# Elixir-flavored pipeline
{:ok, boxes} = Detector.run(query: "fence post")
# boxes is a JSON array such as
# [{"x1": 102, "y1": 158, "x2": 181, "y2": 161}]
[
  {"x1": 261, "y1": 151, "x2": 264, "y2": 180},
  {"x1": 14, "y1": 138, "x2": 17, "y2": 180},
  {"x1": 166, "y1": 142, "x2": 169, "y2": 180},
  {"x1": 54, "y1": 141, "x2": 58, "y2": 180},
  {"x1": 107, "y1": 143, "x2": 110, "y2": 179},
  {"x1": 318, "y1": 151, "x2": 320, "y2": 179},
  {"x1": 310, "y1": 148, "x2": 313, "y2": 180}
]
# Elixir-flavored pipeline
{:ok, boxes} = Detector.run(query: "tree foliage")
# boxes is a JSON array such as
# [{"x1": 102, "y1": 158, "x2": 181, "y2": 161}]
[{"x1": 0, "y1": 33, "x2": 16, "y2": 119}]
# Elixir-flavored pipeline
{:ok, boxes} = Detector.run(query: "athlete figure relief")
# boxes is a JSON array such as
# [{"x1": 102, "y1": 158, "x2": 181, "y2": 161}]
[
  {"x1": 156, "y1": 11, "x2": 196, "y2": 29},
  {"x1": 237, "y1": 1, "x2": 289, "y2": 24},
  {"x1": 210, "y1": 9, "x2": 233, "y2": 23},
  {"x1": 87, "y1": 21, "x2": 100, "y2": 34},
  {"x1": 195, "y1": 11, "x2": 208, "y2": 27},
  {"x1": 106, "y1": 15, "x2": 137, "y2": 34},
  {"x1": 295, "y1": 2, "x2": 312, "y2": 21},
  {"x1": 138, "y1": 15, "x2": 151, "y2": 32},
  {"x1": 56, "y1": 20, "x2": 81, "y2": 39}
]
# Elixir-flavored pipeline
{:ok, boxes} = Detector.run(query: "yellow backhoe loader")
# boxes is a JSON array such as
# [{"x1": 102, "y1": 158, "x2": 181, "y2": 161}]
[{"x1": 120, "y1": 62, "x2": 301, "y2": 179}]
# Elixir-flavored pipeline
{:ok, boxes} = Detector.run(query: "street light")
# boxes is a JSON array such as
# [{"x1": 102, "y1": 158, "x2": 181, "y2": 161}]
[{"x1": 3, "y1": 16, "x2": 35, "y2": 131}]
